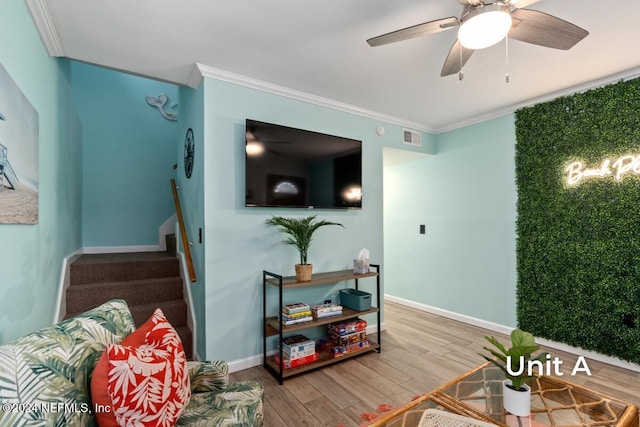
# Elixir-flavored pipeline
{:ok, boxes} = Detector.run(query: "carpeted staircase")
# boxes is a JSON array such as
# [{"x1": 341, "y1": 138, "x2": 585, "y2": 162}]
[{"x1": 64, "y1": 250, "x2": 193, "y2": 359}]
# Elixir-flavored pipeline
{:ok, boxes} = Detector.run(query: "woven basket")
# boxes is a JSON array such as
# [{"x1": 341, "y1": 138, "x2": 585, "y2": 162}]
[
  {"x1": 295, "y1": 264, "x2": 313, "y2": 282},
  {"x1": 418, "y1": 409, "x2": 496, "y2": 427}
]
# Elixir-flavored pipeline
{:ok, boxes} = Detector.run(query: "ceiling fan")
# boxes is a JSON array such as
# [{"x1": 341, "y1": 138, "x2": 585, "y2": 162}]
[{"x1": 366, "y1": 0, "x2": 588, "y2": 77}]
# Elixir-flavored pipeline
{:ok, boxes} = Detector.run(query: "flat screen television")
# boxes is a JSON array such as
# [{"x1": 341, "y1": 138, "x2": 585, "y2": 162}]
[{"x1": 245, "y1": 119, "x2": 362, "y2": 209}]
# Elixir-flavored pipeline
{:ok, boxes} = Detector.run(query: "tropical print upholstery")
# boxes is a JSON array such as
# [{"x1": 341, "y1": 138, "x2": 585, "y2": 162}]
[
  {"x1": 0, "y1": 299, "x2": 264, "y2": 427},
  {"x1": 187, "y1": 360, "x2": 229, "y2": 393},
  {"x1": 177, "y1": 380, "x2": 264, "y2": 427},
  {"x1": 0, "y1": 299, "x2": 136, "y2": 426}
]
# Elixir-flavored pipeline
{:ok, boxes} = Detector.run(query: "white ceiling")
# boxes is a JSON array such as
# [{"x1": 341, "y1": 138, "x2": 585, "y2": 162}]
[{"x1": 27, "y1": 0, "x2": 640, "y2": 133}]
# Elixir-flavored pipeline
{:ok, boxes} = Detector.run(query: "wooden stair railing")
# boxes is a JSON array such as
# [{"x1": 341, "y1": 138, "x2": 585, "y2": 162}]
[{"x1": 170, "y1": 178, "x2": 197, "y2": 282}]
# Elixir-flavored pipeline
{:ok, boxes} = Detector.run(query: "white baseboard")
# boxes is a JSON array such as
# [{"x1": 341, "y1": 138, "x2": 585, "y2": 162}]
[
  {"x1": 228, "y1": 354, "x2": 264, "y2": 373},
  {"x1": 227, "y1": 321, "x2": 387, "y2": 373},
  {"x1": 384, "y1": 294, "x2": 514, "y2": 335},
  {"x1": 385, "y1": 294, "x2": 640, "y2": 373},
  {"x1": 176, "y1": 249, "x2": 198, "y2": 361},
  {"x1": 159, "y1": 215, "x2": 177, "y2": 252},
  {"x1": 54, "y1": 249, "x2": 83, "y2": 322}
]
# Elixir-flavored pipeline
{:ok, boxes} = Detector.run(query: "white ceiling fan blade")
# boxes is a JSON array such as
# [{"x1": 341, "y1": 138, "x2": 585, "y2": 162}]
[
  {"x1": 458, "y1": 0, "x2": 539, "y2": 7},
  {"x1": 441, "y1": 40, "x2": 475, "y2": 77},
  {"x1": 507, "y1": 0, "x2": 541, "y2": 9},
  {"x1": 367, "y1": 17, "x2": 459, "y2": 47},
  {"x1": 509, "y1": 9, "x2": 589, "y2": 50}
]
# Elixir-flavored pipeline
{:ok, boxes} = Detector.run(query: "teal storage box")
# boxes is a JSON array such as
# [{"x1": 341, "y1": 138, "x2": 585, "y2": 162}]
[{"x1": 339, "y1": 289, "x2": 372, "y2": 311}]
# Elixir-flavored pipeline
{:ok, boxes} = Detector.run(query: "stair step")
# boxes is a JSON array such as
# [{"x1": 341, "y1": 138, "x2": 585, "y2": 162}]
[
  {"x1": 129, "y1": 299, "x2": 188, "y2": 328},
  {"x1": 65, "y1": 277, "x2": 184, "y2": 315},
  {"x1": 70, "y1": 252, "x2": 180, "y2": 285},
  {"x1": 65, "y1": 251, "x2": 193, "y2": 359}
]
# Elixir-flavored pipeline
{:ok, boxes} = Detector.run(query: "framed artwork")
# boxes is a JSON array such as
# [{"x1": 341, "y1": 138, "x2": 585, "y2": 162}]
[{"x1": 0, "y1": 63, "x2": 39, "y2": 224}]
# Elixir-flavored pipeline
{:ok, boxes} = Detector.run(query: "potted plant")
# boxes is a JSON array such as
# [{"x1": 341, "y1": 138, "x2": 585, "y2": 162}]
[
  {"x1": 480, "y1": 329, "x2": 548, "y2": 417},
  {"x1": 265, "y1": 215, "x2": 344, "y2": 281}
]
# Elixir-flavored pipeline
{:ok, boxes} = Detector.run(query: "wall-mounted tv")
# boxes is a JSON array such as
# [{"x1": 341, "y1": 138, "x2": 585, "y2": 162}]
[{"x1": 245, "y1": 119, "x2": 362, "y2": 209}]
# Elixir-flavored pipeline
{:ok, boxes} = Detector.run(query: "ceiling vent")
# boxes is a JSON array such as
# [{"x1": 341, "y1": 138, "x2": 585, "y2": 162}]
[{"x1": 403, "y1": 129, "x2": 422, "y2": 147}]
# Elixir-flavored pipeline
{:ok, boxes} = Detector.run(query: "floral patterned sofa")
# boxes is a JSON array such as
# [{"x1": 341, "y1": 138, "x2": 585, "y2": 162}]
[{"x1": 0, "y1": 299, "x2": 264, "y2": 427}]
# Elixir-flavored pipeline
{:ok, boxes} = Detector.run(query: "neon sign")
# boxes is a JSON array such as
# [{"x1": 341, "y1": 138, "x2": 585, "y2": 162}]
[{"x1": 565, "y1": 154, "x2": 640, "y2": 186}]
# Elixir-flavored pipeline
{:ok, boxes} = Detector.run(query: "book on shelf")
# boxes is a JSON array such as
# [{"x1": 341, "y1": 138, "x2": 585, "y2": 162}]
[
  {"x1": 282, "y1": 302, "x2": 310, "y2": 315},
  {"x1": 312, "y1": 310, "x2": 343, "y2": 319},
  {"x1": 281, "y1": 310, "x2": 312, "y2": 319},
  {"x1": 312, "y1": 302, "x2": 342, "y2": 312},
  {"x1": 282, "y1": 316, "x2": 313, "y2": 325},
  {"x1": 312, "y1": 302, "x2": 342, "y2": 314}
]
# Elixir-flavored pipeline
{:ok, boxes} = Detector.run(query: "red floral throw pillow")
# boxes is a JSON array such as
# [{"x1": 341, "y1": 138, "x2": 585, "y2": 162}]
[{"x1": 92, "y1": 309, "x2": 190, "y2": 427}]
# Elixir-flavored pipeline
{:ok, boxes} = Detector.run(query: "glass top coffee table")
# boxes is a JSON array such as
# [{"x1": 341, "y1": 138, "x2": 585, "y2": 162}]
[{"x1": 363, "y1": 363, "x2": 639, "y2": 427}]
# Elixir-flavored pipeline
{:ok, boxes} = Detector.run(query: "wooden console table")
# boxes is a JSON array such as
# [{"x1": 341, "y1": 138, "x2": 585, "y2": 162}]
[{"x1": 363, "y1": 362, "x2": 639, "y2": 427}]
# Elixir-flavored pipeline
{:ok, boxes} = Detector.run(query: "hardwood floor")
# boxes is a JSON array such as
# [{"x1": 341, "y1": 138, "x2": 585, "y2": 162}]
[{"x1": 230, "y1": 300, "x2": 640, "y2": 426}]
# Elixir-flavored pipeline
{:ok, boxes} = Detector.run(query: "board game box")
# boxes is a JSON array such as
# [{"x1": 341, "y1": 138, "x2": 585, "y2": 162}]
[{"x1": 327, "y1": 318, "x2": 367, "y2": 336}]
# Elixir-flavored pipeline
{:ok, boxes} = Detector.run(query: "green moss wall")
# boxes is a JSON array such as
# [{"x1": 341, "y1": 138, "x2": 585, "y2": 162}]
[{"x1": 516, "y1": 78, "x2": 640, "y2": 363}]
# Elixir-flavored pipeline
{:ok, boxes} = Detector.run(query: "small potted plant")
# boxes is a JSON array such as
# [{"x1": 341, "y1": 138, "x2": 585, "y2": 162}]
[
  {"x1": 480, "y1": 329, "x2": 548, "y2": 416},
  {"x1": 265, "y1": 215, "x2": 344, "y2": 281}
]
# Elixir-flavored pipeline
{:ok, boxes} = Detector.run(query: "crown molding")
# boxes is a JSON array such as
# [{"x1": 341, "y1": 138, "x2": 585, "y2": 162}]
[
  {"x1": 25, "y1": 0, "x2": 64, "y2": 57},
  {"x1": 186, "y1": 63, "x2": 204, "y2": 90},
  {"x1": 435, "y1": 66, "x2": 640, "y2": 134},
  {"x1": 191, "y1": 63, "x2": 640, "y2": 136},
  {"x1": 193, "y1": 63, "x2": 433, "y2": 133}
]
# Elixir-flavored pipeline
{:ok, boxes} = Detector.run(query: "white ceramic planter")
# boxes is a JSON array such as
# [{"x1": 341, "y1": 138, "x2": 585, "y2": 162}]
[{"x1": 502, "y1": 380, "x2": 531, "y2": 416}]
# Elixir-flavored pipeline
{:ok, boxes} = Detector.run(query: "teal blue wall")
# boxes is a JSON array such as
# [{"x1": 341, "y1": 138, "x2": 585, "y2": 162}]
[
  {"x1": 0, "y1": 2, "x2": 82, "y2": 342},
  {"x1": 72, "y1": 62, "x2": 178, "y2": 248},
  {"x1": 177, "y1": 84, "x2": 206, "y2": 357},
  {"x1": 0, "y1": 1, "x2": 519, "y2": 356},
  {"x1": 384, "y1": 114, "x2": 518, "y2": 328},
  {"x1": 200, "y1": 77, "x2": 434, "y2": 361}
]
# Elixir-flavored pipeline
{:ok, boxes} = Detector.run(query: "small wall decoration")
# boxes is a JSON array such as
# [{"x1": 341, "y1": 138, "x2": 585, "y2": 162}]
[
  {"x1": 0, "y1": 63, "x2": 39, "y2": 224},
  {"x1": 184, "y1": 128, "x2": 194, "y2": 179},
  {"x1": 145, "y1": 93, "x2": 177, "y2": 121}
]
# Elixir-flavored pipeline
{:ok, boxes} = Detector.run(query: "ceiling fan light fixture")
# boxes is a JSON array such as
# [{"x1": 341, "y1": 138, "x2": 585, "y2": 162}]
[
  {"x1": 458, "y1": 3, "x2": 512, "y2": 50},
  {"x1": 246, "y1": 141, "x2": 264, "y2": 156}
]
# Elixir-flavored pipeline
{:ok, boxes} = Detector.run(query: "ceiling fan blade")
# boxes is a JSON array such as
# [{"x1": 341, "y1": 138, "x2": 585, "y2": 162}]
[
  {"x1": 441, "y1": 40, "x2": 475, "y2": 77},
  {"x1": 367, "y1": 17, "x2": 459, "y2": 47},
  {"x1": 507, "y1": 0, "x2": 541, "y2": 9},
  {"x1": 509, "y1": 9, "x2": 589, "y2": 50}
]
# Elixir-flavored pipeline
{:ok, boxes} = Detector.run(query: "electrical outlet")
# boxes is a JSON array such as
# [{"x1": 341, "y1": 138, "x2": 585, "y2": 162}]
[{"x1": 420, "y1": 224, "x2": 426, "y2": 234}]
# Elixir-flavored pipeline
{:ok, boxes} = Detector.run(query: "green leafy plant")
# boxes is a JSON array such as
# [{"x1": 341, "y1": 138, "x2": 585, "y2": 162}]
[
  {"x1": 480, "y1": 329, "x2": 548, "y2": 391},
  {"x1": 265, "y1": 215, "x2": 344, "y2": 265},
  {"x1": 515, "y1": 77, "x2": 640, "y2": 363}
]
